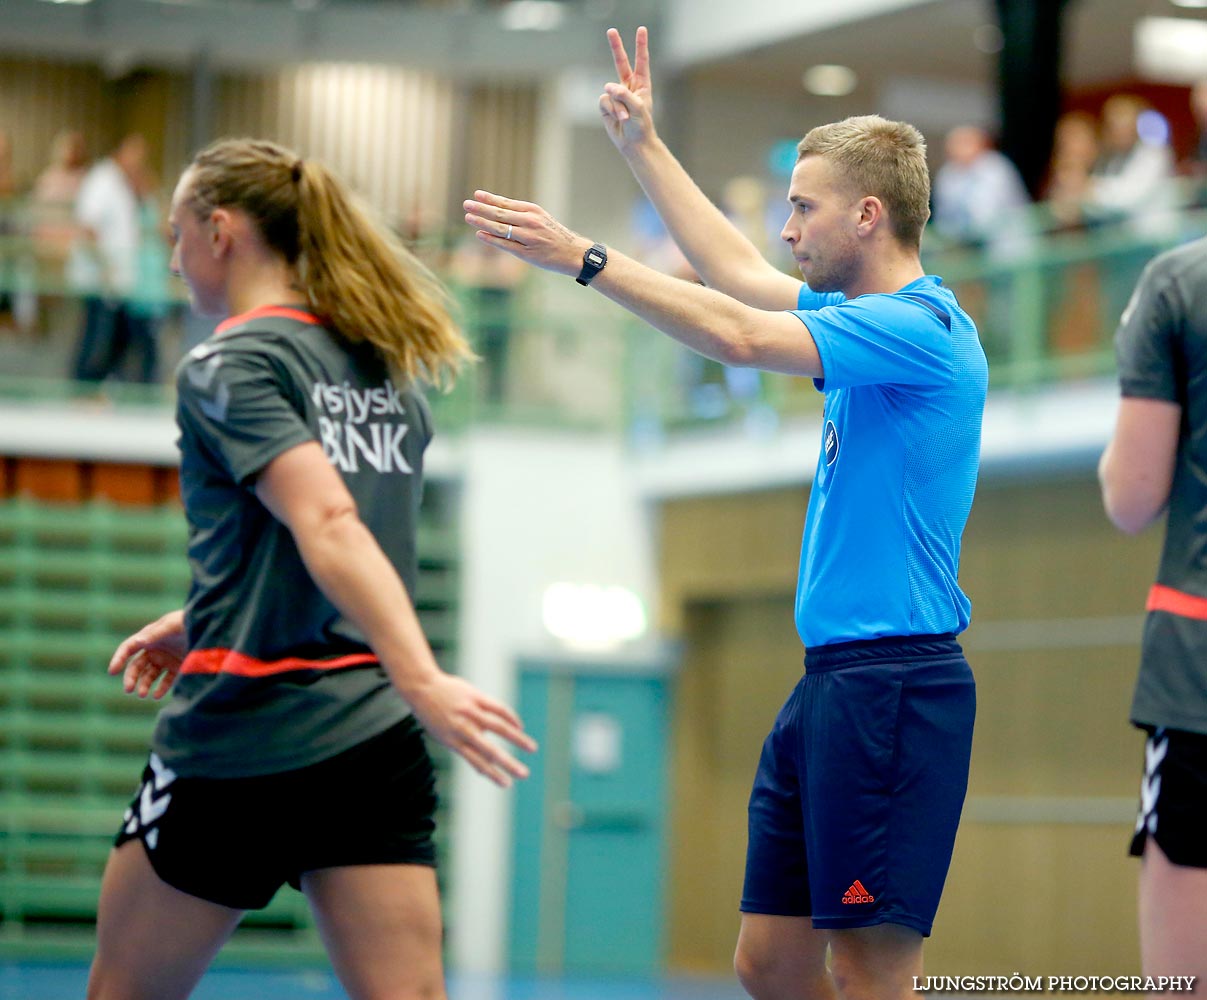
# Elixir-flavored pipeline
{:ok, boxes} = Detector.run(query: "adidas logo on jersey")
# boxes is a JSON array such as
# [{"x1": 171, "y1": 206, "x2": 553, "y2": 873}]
[{"x1": 842, "y1": 879, "x2": 875, "y2": 905}]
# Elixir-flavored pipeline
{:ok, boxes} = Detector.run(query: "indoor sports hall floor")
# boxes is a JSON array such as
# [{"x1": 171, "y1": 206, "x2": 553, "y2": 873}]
[{"x1": 0, "y1": 961, "x2": 745, "y2": 999}]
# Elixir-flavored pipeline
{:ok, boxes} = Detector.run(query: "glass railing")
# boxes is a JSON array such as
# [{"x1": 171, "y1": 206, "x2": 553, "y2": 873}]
[
  {"x1": 925, "y1": 201, "x2": 1207, "y2": 391},
  {"x1": 2, "y1": 192, "x2": 1206, "y2": 443}
]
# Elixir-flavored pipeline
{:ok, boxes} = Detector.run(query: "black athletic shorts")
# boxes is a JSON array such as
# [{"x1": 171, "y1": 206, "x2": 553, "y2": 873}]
[
  {"x1": 1130, "y1": 726, "x2": 1207, "y2": 868},
  {"x1": 115, "y1": 716, "x2": 438, "y2": 909}
]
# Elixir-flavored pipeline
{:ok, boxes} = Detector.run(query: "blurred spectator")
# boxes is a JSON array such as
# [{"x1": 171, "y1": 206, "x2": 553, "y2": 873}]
[
  {"x1": 719, "y1": 176, "x2": 776, "y2": 430},
  {"x1": 721, "y1": 175, "x2": 775, "y2": 258},
  {"x1": 0, "y1": 131, "x2": 13, "y2": 326},
  {"x1": 933, "y1": 125, "x2": 1033, "y2": 359},
  {"x1": 1085, "y1": 94, "x2": 1176, "y2": 238},
  {"x1": 631, "y1": 195, "x2": 695, "y2": 281},
  {"x1": 1044, "y1": 111, "x2": 1100, "y2": 230},
  {"x1": 1188, "y1": 78, "x2": 1207, "y2": 177},
  {"x1": 0, "y1": 130, "x2": 16, "y2": 199},
  {"x1": 0, "y1": 130, "x2": 35, "y2": 332},
  {"x1": 34, "y1": 129, "x2": 88, "y2": 205},
  {"x1": 448, "y1": 231, "x2": 525, "y2": 407},
  {"x1": 932, "y1": 125, "x2": 1033, "y2": 259},
  {"x1": 31, "y1": 129, "x2": 88, "y2": 269},
  {"x1": 124, "y1": 163, "x2": 171, "y2": 381},
  {"x1": 1086, "y1": 95, "x2": 1177, "y2": 330},
  {"x1": 68, "y1": 133, "x2": 160, "y2": 386},
  {"x1": 1041, "y1": 112, "x2": 1104, "y2": 354},
  {"x1": 1184, "y1": 79, "x2": 1207, "y2": 207},
  {"x1": 28, "y1": 129, "x2": 89, "y2": 335}
]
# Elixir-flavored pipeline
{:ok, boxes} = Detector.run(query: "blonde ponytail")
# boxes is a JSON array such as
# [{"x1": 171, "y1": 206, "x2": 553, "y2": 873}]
[{"x1": 185, "y1": 138, "x2": 472, "y2": 388}]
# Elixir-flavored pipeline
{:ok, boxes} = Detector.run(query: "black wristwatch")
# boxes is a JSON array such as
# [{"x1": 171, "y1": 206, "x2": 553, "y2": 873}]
[{"x1": 576, "y1": 242, "x2": 608, "y2": 286}]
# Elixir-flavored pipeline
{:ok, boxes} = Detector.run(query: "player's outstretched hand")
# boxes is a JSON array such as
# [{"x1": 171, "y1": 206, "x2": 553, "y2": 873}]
[
  {"x1": 601, "y1": 26, "x2": 655, "y2": 155},
  {"x1": 405, "y1": 672, "x2": 538, "y2": 788},
  {"x1": 108, "y1": 609, "x2": 187, "y2": 699},
  {"x1": 463, "y1": 190, "x2": 592, "y2": 277}
]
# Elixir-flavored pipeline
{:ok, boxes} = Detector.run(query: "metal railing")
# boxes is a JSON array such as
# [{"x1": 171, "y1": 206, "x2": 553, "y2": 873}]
[{"x1": 3, "y1": 193, "x2": 1206, "y2": 440}]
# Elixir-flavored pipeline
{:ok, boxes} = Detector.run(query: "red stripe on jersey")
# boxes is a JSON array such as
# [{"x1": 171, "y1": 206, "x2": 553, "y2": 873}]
[
  {"x1": 1147, "y1": 583, "x2": 1207, "y2": 621},
  {"x1": 215, "y1": 305, "x2": 321, "y2": 336},
  {"x1": 180, "y1": 648, "x2": 378, "y2": 677}
]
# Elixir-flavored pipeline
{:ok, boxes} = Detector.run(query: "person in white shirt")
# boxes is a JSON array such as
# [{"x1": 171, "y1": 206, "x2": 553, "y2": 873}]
[
  {"x1": 932, "y1": 125, "x2": 1033, "y2": 358},
  {"x1": 933, "y1": 126, "x2": 1032, "y2": 260},
  {"x1": 1087, "y1": 94, "x2": 1176, "y2": 240},
  {"x1": 69, "y1": 133, "x2": 160, "y2": 385}
]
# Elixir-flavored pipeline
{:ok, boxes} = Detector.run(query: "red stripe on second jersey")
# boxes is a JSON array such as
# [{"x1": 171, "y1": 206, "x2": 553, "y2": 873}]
[{"x1": 180, "y1": 648, "x2": 378, "y2": 678}]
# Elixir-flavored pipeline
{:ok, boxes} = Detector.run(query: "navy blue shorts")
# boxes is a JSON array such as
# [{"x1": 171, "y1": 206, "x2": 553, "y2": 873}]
[{"x1": 741, "y1": 634, "x2": 975, "y2": 936}]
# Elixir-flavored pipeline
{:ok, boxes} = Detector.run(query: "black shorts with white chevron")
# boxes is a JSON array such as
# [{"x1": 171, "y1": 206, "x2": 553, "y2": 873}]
[
  {"x1": 1129, "y1": 726, "x2": 1207, "y2": 868},
  {"x1": 115, "y1": 716, "x2": 437, "y2": 909}
]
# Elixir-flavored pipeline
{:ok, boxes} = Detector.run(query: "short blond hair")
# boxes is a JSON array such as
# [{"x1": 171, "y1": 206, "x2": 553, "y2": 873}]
[{"x1": 797, "y1": 115, "x2": 931, "y2": 248}]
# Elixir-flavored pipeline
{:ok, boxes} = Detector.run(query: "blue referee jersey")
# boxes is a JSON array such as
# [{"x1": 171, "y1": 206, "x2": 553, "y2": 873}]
[{"x1": 791, "y1": 276, "x2": 987, "y2": 648}]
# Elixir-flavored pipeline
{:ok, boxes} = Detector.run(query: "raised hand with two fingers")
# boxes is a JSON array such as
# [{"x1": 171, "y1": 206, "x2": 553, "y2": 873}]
[{"x1": 601, "y1": 26, "x2": 657, "y2": 154}]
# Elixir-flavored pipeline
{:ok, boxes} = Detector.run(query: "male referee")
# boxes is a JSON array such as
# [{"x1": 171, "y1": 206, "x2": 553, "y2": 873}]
[{"x1": 463, "y1": 27, "x2": 987, "y2": 1000}]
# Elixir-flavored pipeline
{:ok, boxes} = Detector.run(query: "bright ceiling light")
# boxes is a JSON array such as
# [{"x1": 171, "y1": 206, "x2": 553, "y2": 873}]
[
  {"x1": 1169, "y1": 0, "x2": 1207, "y2": 8},
  {"x1": 1134, "y1": 16, "x2": 1207, "y2": 82},
  {"x1": 542, "y1": 582, "x2": 647, "y2": 652},
  {"x1": 802, "y1": 64, "x2": 858, "y2": 97},
  {"x1": 501, "y1": 0, "x2": 565, "y2": 31},
  {"x1": 36, "y1": 0, "x2": 93, "y2": 5}
]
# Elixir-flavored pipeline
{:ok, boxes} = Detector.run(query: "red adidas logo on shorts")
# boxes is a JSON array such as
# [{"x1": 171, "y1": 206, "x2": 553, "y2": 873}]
[{"x1": 842, "y1": 879, "x2": 875, "y2": 904}]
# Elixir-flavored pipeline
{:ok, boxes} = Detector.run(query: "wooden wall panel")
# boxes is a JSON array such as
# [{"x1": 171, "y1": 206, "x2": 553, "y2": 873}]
[
  {"x1": 658, "y1": 487, "x2": 804, "y2": 632},
  {"x1": 465, "y1": 82, "x2": 538, "y2": 204},
  {"x1": 666, "y1": 593, "x2": 801, "y2": 972},
  {"x1": 932, "y1": 823, "x2": 1138, "y2": 975},
  {"x1": 0, "y1": 57, "x2": 118, "y2": 187},
  {"x1": 214, "y1": 64, "x2": 459, "y2": 233}
]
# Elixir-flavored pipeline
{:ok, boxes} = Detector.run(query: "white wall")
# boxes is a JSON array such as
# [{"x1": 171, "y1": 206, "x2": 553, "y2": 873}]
[{"x1": 447, "y1": 426, "x2": 658, "y2": 974}]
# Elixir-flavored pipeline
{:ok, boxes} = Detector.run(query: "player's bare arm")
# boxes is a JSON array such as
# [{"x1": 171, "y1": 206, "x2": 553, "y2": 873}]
[
  {"x1": 464, "y1": 189, "x2": 822, "y2": 378},
  {"x1": 256, "y1": 440, "x2": 537, "y2": 787},
  {"x1": 1099, "y1": 396, "x2": 1181, "y2": 534}
]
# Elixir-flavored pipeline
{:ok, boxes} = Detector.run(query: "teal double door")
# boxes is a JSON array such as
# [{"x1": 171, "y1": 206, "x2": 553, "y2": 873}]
[{"x1": 508, "y1": 653, "x2": 673, "y2": 975}]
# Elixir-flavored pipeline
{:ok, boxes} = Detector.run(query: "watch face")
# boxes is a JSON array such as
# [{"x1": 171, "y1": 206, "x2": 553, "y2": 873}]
[{"x1": 587, "y1": 250, "x2": 605, "y2": 266}]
